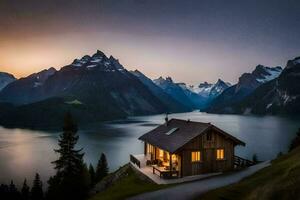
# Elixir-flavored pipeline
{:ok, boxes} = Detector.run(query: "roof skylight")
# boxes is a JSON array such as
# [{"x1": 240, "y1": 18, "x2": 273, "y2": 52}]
[{"x1": 165, "y1": 127, "x2": 179, "y2": 135}]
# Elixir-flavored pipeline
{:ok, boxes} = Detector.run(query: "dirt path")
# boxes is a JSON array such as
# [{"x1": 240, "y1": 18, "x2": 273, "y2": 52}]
[{"x1": 128, "y1": 161, "x2": 270, "y2": 200}]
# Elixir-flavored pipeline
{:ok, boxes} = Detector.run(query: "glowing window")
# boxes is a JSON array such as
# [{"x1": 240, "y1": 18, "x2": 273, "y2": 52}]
[
  {"x1": 216, "y1": 149, "x2": 225, "y2": 160},
  {"x1": 159, "y1": 149, "x2": 164, "y2": 158},
  {"x1": 172, "y1": 154, "x2": 177, "y2": 161},
  {"x1": 147, "y1": 143, "x2": 154, "y2": 154},
  {"x1": 191, "y1": 151, "x2": 201, "y2": 162}
]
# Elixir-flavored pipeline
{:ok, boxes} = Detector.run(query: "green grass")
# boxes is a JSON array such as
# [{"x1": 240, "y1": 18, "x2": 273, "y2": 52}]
[
  {"x1": 199, "y1": 146, "x2": 300, "y2": 200},
  {"x1": 90, "y1": 147, "x2": 300, "y2": 200},
  {"x1": 89, "y1": 166, "x2": 170, "y2": 200}
]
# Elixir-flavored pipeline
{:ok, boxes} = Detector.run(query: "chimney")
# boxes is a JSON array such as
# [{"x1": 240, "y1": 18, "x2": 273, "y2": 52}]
[{"x1": 165, "y1": 113, "x2": 169, "y2": 126}]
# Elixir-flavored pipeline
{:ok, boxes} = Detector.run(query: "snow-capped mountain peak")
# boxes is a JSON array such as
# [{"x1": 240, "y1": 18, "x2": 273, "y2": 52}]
[
  {"x1": 293, "y1": 57, "x2": 300, "y2": 64},
  {"x1": 191, "y1": 79, "x2": 230, "y2": 99},
  {"x1": 209, "y1": 79, "x2": 231, "y2": 98},
  {"x1": 286, "y1": 56, "x2": 300, "y2": 69},
  {"x1": 153, "y1": 76, "x2": 173, "y2": 86},
  {"x1": 255, "y1": 65, "x2": 282, "y2": 83},
  {"x1": 69, "y1": 50, "x2": 125, "y2": 72}
]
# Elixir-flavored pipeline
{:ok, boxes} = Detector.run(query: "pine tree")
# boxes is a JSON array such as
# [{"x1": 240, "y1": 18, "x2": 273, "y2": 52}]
[
  {"x1": 21, "y1": 179, "x2": 30, "y2": 200},
  {"x1": 9, "y1": 180, "x2": 20, "y2": 200},
  {"x1": 89, "y1": 164, "x2": 96, "y2": 187},
  {"x1": 0, "y1": 184, "x2": 9, "y2": 199},
  {"x1": 47, "y1": 112, "x2": 89, "y2": 200},
  {"x1": 95, "y1": 153, "x2": 109, "y2": 183},
  {"x1": 31, "y1": 173, "x2": 43, "y2": 200},
  {"x1": 81, "y1": 163, "x2": 91, "y2": 190},
  {"x1": 52, "y1": 112, "x2": 84, "y2": 174}
]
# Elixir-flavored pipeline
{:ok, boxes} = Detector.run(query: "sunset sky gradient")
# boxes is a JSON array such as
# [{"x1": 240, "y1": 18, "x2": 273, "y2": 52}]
[{"x1": 1, "y1": 0, "x2": 300, "y2": 84}]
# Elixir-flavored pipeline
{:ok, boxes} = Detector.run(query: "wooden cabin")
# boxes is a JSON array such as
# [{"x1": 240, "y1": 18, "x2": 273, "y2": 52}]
[{"x1": 138, "y1": 118, "x2": 245, "y2": 178}]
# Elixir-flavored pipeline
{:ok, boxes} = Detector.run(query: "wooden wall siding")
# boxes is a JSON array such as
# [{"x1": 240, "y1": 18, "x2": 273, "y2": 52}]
[
  {"x1": 177, "y1": 154, "x2": 182, "y2": 177},
  {"x1": 180, "y1": 135, "x2": 203, "y2": 176},
  {"x1": 179, "y1": 129, "x2": 235, "y2": 176}
]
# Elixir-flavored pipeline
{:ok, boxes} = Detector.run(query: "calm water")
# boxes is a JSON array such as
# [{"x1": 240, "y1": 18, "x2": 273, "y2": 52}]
[{"x1": 0, "y1": 112, "x2": 299, "y2": 185}]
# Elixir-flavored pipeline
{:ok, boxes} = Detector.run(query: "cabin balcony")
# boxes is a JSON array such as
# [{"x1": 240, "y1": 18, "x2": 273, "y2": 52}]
[
  {"x1": 130, "y1": 154, "x2": 178, "y2": 177},
  {"x1": 130, "y1": 154, "x2": 220, "y2": 184}
]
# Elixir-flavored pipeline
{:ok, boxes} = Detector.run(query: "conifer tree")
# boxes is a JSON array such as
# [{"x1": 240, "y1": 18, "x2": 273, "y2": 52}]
[
  {"x1": 31, "y1": 173, "x2": 43, "y2": 200},
  {"x1": 9, "y1": 180, "x2": 20, "y2": 200},
  {"x1": 52, "y1": 112, "x2": 84, "y2": 174},
  {"x1": 21, "y1": 179, "x2": 30, "y2": 200},
  {"x1": 95, "y1": 153, "x2": 109, "y2": 183},
  {"x1": 47, "y1": 112, "x2": 89, "y2": 200},
  {"x1": 0, "y1": 183, "x2": 9, "y2": 199},
  {"x1": 89, "y1": 164, "x2": 96, "y2": 187}
]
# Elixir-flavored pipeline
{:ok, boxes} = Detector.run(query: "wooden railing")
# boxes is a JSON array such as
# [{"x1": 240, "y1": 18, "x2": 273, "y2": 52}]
[
  {"x1": 130, "y1": 154, "x2": 141, "y2": 168},
  {"x1": 152, "y1": 165, "x2": 179, "y2": 179},
  {"x1": 234, "y1": 155, "x2": 255, "y2": 168}
]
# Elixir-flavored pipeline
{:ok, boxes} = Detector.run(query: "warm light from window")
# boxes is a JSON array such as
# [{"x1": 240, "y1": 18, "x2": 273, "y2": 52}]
[
  {"x1": 172, "y1": 154, "x2": 176, "y2": 161},
  {"x1": 191, "y1": 151, "x2": 201, "y2": 162},
  {"x1": 147, "y1": 143, "x2": 154, "y2": 154},
  {"x1": 159, "y1": 149, "x2": 164, "y2": 158},
  {"x1": 216, "y1": 149, "x2": 225, "y2": 160}
]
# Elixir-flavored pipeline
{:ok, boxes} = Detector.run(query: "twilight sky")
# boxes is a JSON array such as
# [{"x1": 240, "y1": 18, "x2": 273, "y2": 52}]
[{"x1": 0, "y1": 0, "x2": 300, "y2": 85}]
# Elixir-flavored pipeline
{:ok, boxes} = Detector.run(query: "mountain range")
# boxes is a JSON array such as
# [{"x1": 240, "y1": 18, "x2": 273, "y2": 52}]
[
  {"x1": 0, "y1": 50, "x2": 299, "y2": 129},
  {"x1": 229, "y1": 57, "x2": 300, "y2": 115},
  {"x1": 205, "y1": 65, "x2": 283, "y2": 113},
  {"x1": 130, "y1": 70, "x2": 190, "y2": 113},
  {"x1": 0, "y1": 51, "x2": 189, "y2": 129},
  {"x1": 153, "y1": 77, "x2": 230, "y2": 109},
  {"x1": 190, "y1": 79, "x2": 231, "y2": 102}
]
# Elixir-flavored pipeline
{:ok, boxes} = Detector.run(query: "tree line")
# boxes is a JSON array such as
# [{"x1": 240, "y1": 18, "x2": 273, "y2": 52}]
[{"x1": 0, "y1": 112, "x2": 109, "y2": 200}]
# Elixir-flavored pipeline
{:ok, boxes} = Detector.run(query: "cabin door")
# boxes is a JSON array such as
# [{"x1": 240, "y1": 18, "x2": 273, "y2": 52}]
[{"x1": 204, "y1": 149, "x2": 214, "y2": 173}]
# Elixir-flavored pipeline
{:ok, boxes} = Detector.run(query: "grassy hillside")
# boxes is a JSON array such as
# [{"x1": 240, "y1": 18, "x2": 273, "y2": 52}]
[
  {"x1": 199, "y1": 146, "x2": 300, "y2": 200},
  {"x1": 89, "y1": 165, "x2": 170, "y2": 200}
]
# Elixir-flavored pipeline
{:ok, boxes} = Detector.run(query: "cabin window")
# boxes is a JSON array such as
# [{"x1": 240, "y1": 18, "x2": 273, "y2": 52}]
[
  {"x1": 158, "y1": 149, "x2": 164, "y2": 159},
  {"x1": 171, "y1": 154, "x2": 177, "y2": 161},
  {"x1": 147, "y1": 143, "x2": 154, "y2": 154},
  {"x1": 191, "y1": 151, "x2": 201, "y2": 162},
  {"x1": 216, "y1": 149, "x2": 225, "y2": 160},
  {"x1": 206, "y1": 132, "x2": 212, "y2": 141}
]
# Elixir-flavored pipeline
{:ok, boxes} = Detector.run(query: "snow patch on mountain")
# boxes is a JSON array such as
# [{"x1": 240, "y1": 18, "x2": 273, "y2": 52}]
[
  {"x1": 87, "y1": 64, "x2": 97, "y2": 69},
  {"x1": 190, "y1": 82, "x2": 214, "y2": 97},
  {"x1": 68, "y1": 50, "x2": 126, "y2": 74},
  {"x1": 29, "y1": 67, "x2": 56, "y2": 88},
  {"x1": 293, "y1": 57, "x2": 300, "y2": 65},
  {"x1": 153, "y1": 76, "x2": 226, "y2": 109},
  {"x1": 266, "y1": 103, "x2": 272, "y2": 109},
  {"x1": 91, "y1": 58, "x2": 102, "y2": 63},
  {"x1": 191, "y1": 79, "x2": 231, "y2": 99},
  {"x1": 256, "y1": 66, "x2": 282, "y2": 83}
]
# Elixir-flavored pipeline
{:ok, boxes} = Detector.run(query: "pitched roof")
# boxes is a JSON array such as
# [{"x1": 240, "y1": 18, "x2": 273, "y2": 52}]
[{"x1": 139, "y1": 118, "x2": 245, "y2": 153}]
